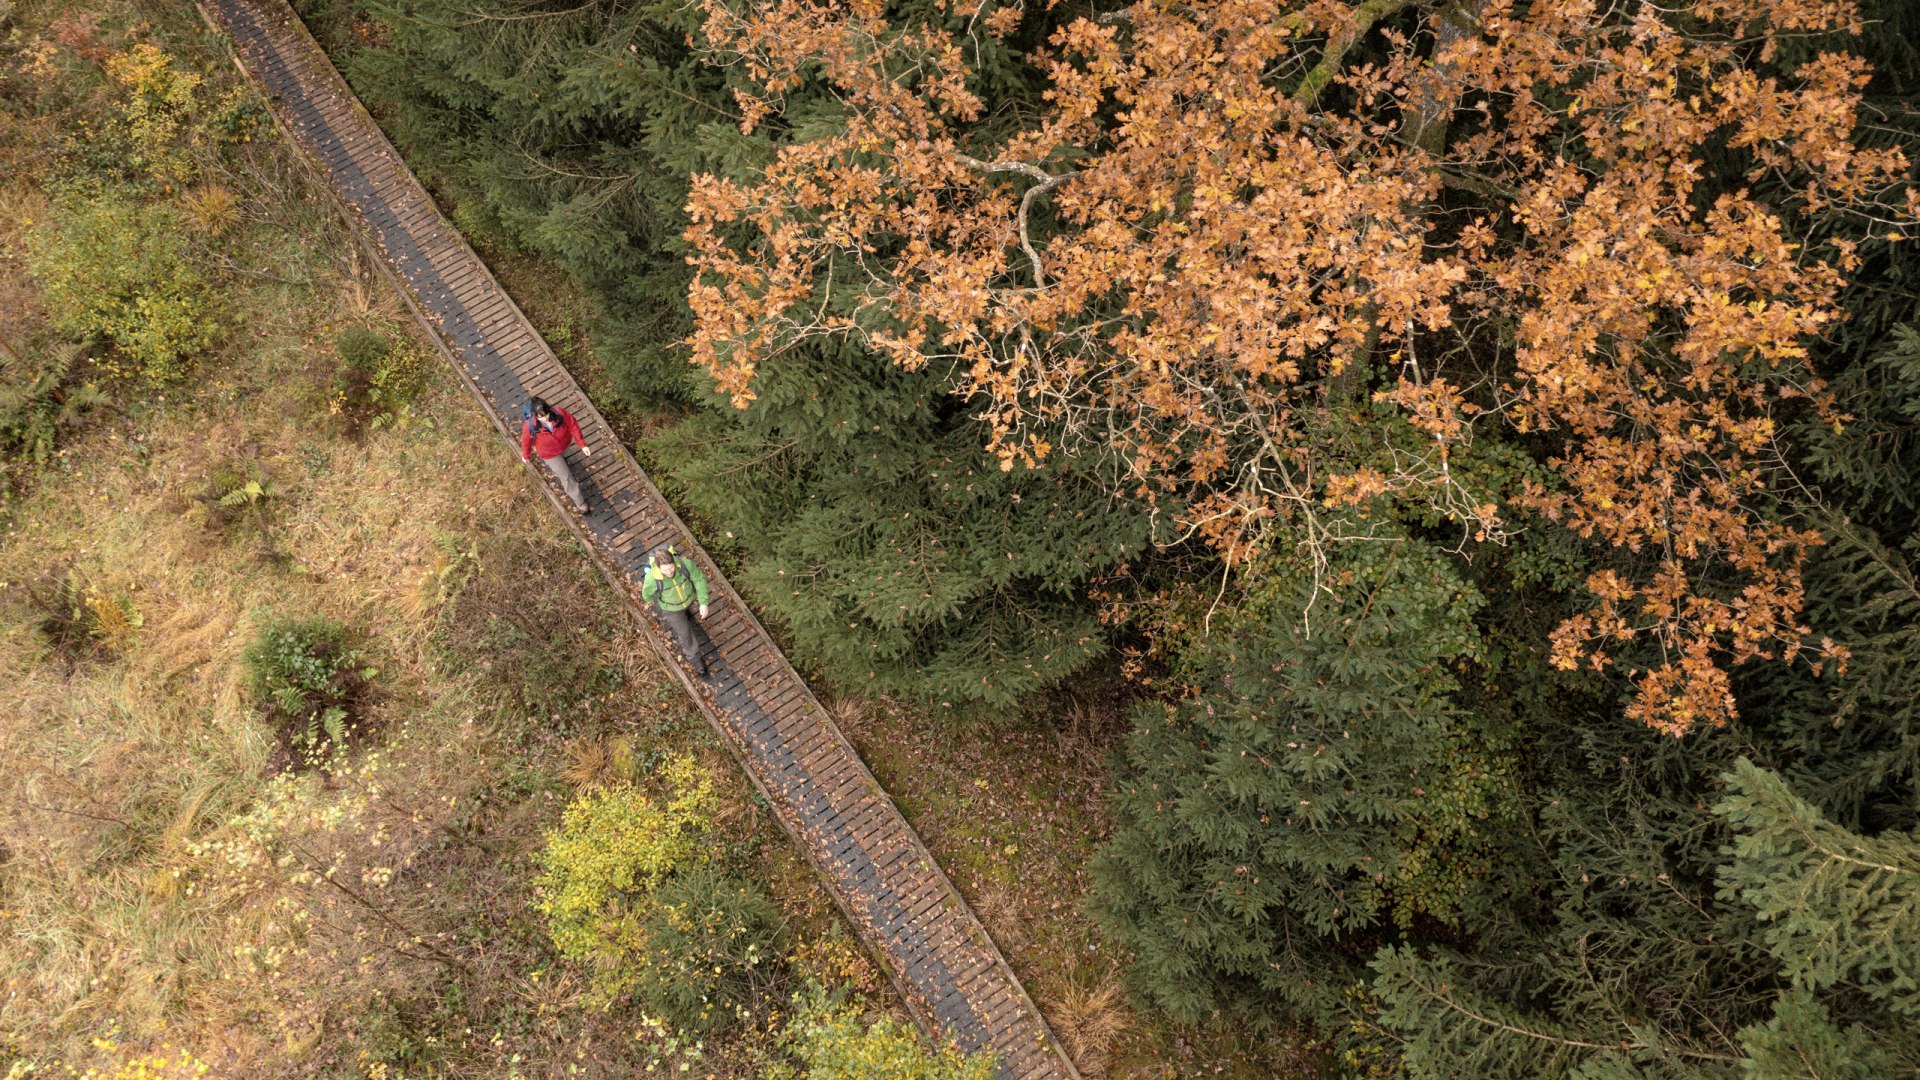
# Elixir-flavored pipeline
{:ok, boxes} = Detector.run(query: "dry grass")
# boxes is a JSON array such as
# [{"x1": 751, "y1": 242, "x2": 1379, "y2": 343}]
[
  {"x1": 0, "y1": 299, "x2": 517, "y2": 1053},
  {"x1": 971, "y1": 883, "x2": 1032, "y2": 952},
  {"x1": 0, "y1": 9, "x2": 899, "y2": 1076},
  {"x1": 561, "y1": 734, "x2": 643, "y2": 790},
  {"x1": 1, "y1": 8, "x2": 648, "y2": 1074},
  {"x1": 1052, "y1": 969, "x2": 1129, "y2": 1077},
  {"x1": 826, "y1": 690, "x2": 876, "y2": 729}
]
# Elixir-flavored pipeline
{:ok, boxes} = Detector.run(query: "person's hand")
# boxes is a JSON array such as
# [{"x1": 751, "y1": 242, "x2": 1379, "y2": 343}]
[
  {"x1": 520, "y1": 455, "x2": 530, "y2": 463},
  {"x1": 581, "y1": 444, "x2": 593, "y2": 456},
  {"x1": 698, "y1": 603, "x2": 709, "y2": 619}
]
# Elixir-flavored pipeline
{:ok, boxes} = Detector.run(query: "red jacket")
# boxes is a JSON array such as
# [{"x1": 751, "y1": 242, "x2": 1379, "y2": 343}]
[{"x1": 521, "y1": 407, "x2": 585, "y2": 460}]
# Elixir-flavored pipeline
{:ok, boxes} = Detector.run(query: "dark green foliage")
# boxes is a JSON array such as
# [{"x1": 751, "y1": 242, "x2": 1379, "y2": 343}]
[
  {"x1": 243, "y1": 615, "x2": 375, "y2": 762},
  {"x1": 334, "y1": 325, "x2": 389, "y2": 371},
  {"x1": 1736, "y1": 989, "x2": 1896, "y2": 1080},
  {"x1": 331, "y1": 0, "x2": 728, "y2": 405},
  {"x1": 1340, "y1": 502, "x2": 1920, "y2": 1077},
  {"x1": 1091, "y1": 534, "x2": 1521, "y2": 1026},
  {"x1": 659, "y1": 345, "x2": 1149, "y2": 710},
  {"x1": 1797, "y1": 326, "x2": 1920, "y2": 544},
  {"x1": 630, "y1": 865, "x2": 784, "y2": 1030},
  {"x1": 1088, "y1": 346, "x2": 1920, "y2": 1073},
  {"x1": 1716, "y1": 760, "x2": 1920, "y2": 1021},
  {"x1": 1754, "y1": 517, "x2": 1920, "y2": 835}
]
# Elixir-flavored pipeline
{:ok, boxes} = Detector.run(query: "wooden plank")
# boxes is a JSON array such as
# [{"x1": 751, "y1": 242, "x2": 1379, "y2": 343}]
[
  {"x1": 766, "y1": 691, "x2": 824, "y2": 737},
  {"x1": 815, "y1": 763, "x2": 871, "y2": 808},
  {"x1": 907, "y1": 909, "x2": 968, "y2": 967},
  {"x1": 520, "y1": 369, "x2": 573, "y2": 401},
  {"x1": 764, "y1": 698, "x2": 823, "y2": 746},
  {"x1": 700, "y1": 602, "x2": 753, "y2": 635},
  {"x1": 847, "y1": 808, "x2": 900, "y2": 856},
  {"x1": 731, "y1": 646, "x2": 788, "y2": 690},
  {"x1": 776, "y1": 750, "x2": 840, "y2": 800},
  {"x1": 804, "y1": 755, "x2": 860, "y2": 801},
  {"x1": 770, "y1": 730, "x2": 833, "y2": 778}
]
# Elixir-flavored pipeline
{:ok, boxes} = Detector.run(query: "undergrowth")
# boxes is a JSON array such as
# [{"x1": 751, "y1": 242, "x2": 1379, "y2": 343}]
[{"x1": 241, "y1": 614, "x2": 375, "y2": 766}]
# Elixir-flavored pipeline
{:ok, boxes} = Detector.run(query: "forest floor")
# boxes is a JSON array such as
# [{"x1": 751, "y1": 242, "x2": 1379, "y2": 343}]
[{"x1": 0, "y1": 3, "x2": 880, "y2": 1076}]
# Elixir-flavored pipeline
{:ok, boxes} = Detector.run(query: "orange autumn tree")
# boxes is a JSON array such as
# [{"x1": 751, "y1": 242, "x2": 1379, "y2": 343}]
[{"x1": 684, "y1": 0, "x2": 1914, "y2": 734}]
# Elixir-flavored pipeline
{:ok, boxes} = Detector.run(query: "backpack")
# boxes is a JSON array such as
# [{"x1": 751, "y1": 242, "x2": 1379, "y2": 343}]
[
  {"x1": 644, "y1": 546, "x2": 700, "y2": 608},
  {"x1": 521, "y1": 400, "x2": 558, "y2": 434}
]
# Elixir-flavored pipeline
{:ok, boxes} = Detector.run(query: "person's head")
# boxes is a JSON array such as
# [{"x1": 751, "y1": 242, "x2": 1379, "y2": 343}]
[
  {"x1": 529, "y1": 396, "x2": 555, "y2": 424},
  {"x1": 651, "y1": 546, "x2": 677, "y2": 574}
]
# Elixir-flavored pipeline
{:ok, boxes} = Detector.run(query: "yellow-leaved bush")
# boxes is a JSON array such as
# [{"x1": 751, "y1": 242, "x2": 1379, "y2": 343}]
[
  {"x1": 772, "y1": 985, "x2": 996, "y2": 1080},
  {"x1": 533, "y1": 753, "x2": 781, "y2": 1026},
  {"x1": 102, "y1": 42, "x2": 202, "y2": 184},
  {"x1": 535, "y1": 752, "x2": 716, "y2": 965}
]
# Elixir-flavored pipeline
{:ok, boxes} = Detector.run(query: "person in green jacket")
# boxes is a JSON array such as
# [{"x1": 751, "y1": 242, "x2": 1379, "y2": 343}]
[{"x1": 641, "y1": 545, "x2": 710, "y2": 677}]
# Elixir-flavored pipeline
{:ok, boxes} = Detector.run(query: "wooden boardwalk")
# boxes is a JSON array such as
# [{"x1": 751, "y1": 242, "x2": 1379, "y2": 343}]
[{"x1": 197, "y1": 2, "x2": 1080, "y2": 1076}]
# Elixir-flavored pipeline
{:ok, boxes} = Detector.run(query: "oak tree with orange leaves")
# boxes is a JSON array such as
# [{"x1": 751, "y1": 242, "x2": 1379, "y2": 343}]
[
  {"x1": 685, "y1": 0, "x2": 1913, "y2": 735},
  {"x1": 344, "y1": 0, "x2": 1920, "y2": 1068}
]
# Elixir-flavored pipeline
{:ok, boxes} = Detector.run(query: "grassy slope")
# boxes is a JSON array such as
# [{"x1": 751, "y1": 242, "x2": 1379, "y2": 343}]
[{"x1": 0, "y1": 4, "x2": 872, "y2": 1075}]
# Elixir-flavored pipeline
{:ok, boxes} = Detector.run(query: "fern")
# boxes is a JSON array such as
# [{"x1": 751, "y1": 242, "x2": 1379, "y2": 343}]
[
  {"x1": 216, "y1": 477, "x2": 267, "y2": 508},
  {"x1": 0, "y1": 340, "x2": 103, "y2": 481},
  {"x1": 242, "y1": 616, "x2": 372, "y2": 762}
]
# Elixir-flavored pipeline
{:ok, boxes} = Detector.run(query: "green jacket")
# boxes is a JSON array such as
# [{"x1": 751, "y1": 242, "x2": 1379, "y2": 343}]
[{"x1": 641, "y1": 556, "x2": 709, "y2": 612}]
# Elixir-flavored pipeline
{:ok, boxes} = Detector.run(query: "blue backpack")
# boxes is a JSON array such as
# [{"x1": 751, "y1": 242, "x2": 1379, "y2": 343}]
[{"x1": 522, "y1": 401, "x2": 557, "y2": 434}]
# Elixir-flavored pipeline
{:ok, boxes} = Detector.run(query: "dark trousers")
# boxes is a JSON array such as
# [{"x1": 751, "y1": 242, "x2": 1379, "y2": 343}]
[{"x1": 658, "y1": 605, "x2": 705, "y2": 674}]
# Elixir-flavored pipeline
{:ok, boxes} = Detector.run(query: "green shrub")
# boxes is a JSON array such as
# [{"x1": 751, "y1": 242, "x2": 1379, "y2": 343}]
[
  {"x1": 631, "y1": 865, "x2": 783, "y2": 1030},
  {"x1": 770, "y1": 985, "x2": 997, "y2": 1080},
  {"x1": 242, "y1": 615, "x2": 375, "y2": 762},
  {"x1": 535, "y1": 755, "x2": 783, "y2": 1025},
  {"x1": 328, "y1": 326, "x2": 432, "y2": 434},
  {"x1": 447, "y1": 194, "x2": 521, "y2": 256},
  {"x1": 25, "y1": 189, "x2": 217, "y2": 382}
]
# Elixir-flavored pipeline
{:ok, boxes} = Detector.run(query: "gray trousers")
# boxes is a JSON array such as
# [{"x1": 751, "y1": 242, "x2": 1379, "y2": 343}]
[
  {"x1": 541, "y1": 453, "x2": 585, "y2": 510},
  {"x1": 658, "y1": 605, "x2": 706, "y2": 674}
]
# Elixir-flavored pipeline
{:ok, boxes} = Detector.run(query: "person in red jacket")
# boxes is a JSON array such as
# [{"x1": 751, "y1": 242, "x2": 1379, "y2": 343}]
[{"x1": 519, "y1": 396, "x2": 591, "y2": 512}]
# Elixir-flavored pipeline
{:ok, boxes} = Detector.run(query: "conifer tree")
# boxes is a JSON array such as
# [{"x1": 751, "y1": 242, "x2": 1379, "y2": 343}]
[
  {"x1": 656, "y1": 342, "x2": 1149, "y2": 708},
  {"x1": 1715, "y1": 759, "x2": 1920, "y2": 1021},
  {"x1": 1091, "y1": 530, "x2": 1521, "y2": 1024}
]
